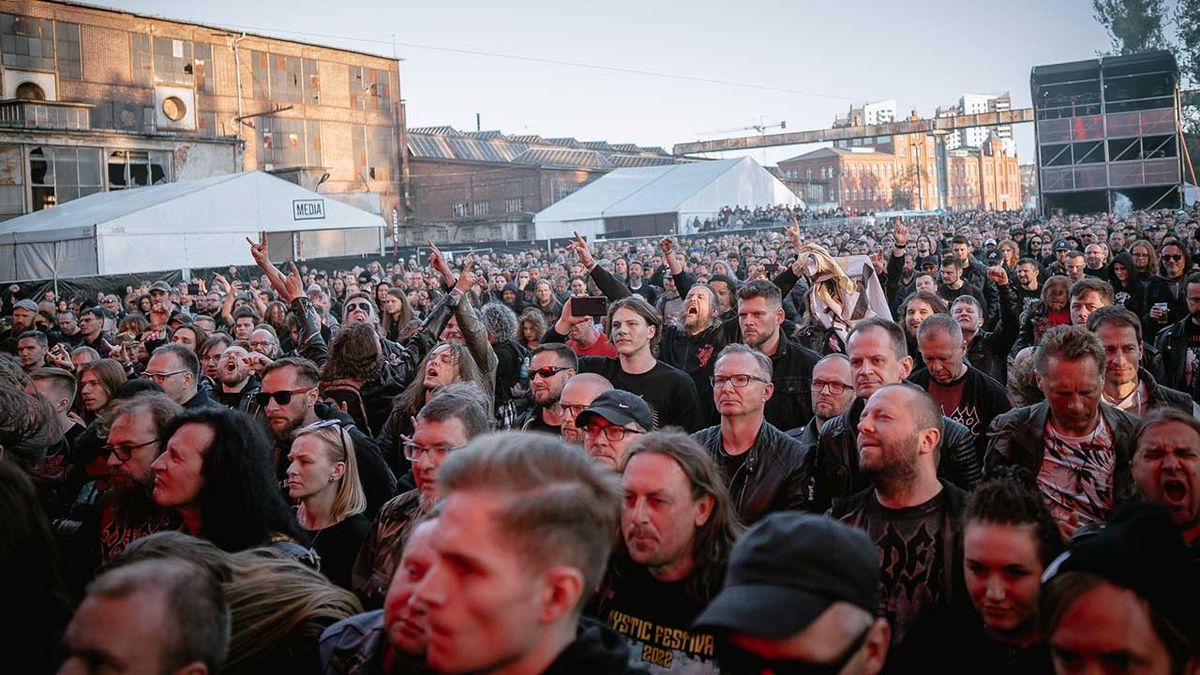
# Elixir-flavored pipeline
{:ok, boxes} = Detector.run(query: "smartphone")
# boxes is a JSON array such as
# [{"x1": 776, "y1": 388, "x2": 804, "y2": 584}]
[
  {"x1": 187, "y1": 283, "x2": 200, "y2": 295},
  {"x1": 571, "y1": 296, "x2": 609, "y2": 317}
]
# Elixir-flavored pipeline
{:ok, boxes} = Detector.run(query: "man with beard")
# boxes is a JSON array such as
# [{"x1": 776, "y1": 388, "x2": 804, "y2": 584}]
[
  {"x1": 559, "y1": 373, "x2": 613, "y2": 445},
  {"x1": 590, "y1": 432, "x2": 737, "y2": 674},
  {"x1": 736, "y1": 280, "x2": 821, "y2": 431},
  {"x1": 258, "y1": 357, "x2": 396, "y2": 519},
  {"x1": 815, "y1": 318, "x2": 978, "y2": 513},
  {"x1": 1145, "y1": 242, "x2": 1191, "y2": 339},
  {"x1": 97, "y1": 392, "x2": 184, "y2": 564},
  {"x1": 831, "y1": 384, "x2": 966, "y2": 653},
  {"x1": 352, "y1": 384, "x2": 489, "y2": 609},
  {"x1": 1131, "y1": 410, "x2": 1200, "y2": 553},
  {"x1": 211, "y1": 345, "x2": 262, "y2": 414},
  {"x1": 515, "y1": 343, "x2": 576, "y2": 434},
  {"x1": 144, "y1": 345, "x2": 214, "y2": 410},
  {"x1": 1089, "y1": 307, "x2": 1195, "y2": 417},
  {"x1": 1013, "y1": 258, "x2": 1041, "y2": 315},
  {"x1": 910, "y1": 315, "x2": 1011, "y2": 467}
]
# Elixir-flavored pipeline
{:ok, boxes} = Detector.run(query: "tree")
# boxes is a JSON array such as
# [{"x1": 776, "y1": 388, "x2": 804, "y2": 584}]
[
  {"x1": 890, "y1": 185, "x2": 914, "y2": 210},
  {"x1": 1092, "y1": 0, "x2": 1167, "y2": 55}
]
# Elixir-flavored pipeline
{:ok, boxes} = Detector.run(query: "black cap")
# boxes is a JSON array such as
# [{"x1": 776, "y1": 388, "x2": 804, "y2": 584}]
[
  {"x1": 1043, "y1": 502, "x2": 1200, "y2": 644},
  {"x1": 575, "y1": 389, "x2": 653, "y2": 432},
  {"x1": 168, "y1": 310, "x2": 193, "y2": 327},
  {"x1": 1053, "y1": 239, "x2": 1072, "y2": 253},
  {"x1": 693, "y1": 513, "x2": 879, "y2": 638}
]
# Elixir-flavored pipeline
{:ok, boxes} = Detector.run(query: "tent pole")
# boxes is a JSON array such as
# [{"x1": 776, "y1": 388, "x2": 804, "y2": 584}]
[{"x1": 52, "y1": 241, "x2": 59, "y2": 300}]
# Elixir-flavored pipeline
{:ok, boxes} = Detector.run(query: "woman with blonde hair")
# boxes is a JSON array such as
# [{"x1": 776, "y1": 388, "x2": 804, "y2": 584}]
[{"x1": 285, "y1": 420, "x2": 369, "y2": 591}]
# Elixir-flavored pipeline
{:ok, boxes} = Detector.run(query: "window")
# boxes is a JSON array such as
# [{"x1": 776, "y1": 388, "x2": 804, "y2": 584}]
[
  {"x1": 556, "y1": 184, "x2": 578, "y2": 201},
  {"x1": 1, "y1": 14, "x2": 55, "y2": 71},
  {"x1": 55, "y1": 22, "x2": 80, "y2": 79},
  {"x1": 506, "y1": 197, "x2": 523, "y2": 213},
  {"x1": 107, "y1": 150, "x2": 169, "y2": 191},
  {"x1": 349, "y1": 66, "x2": 391, "y2": 111},
  {"x1": 805, "y1": 168, "x2": 813, "y2": 181},
  {"x1": 366, "y1": 126, "x2": 392, "y2": 180},
  {"x1": 452, "y1": 202, "x2": 468, "y2": 217},
  {"x1": 304, "y1": 59, "x2": 320, "y2": 103},
  {"x1": 268, "y1": 53, "x2": 303, "y2": 102},
  {"x1": 472, "y1": 201, "x2": 489, "y2": 216},
  {"x1": 260, "y1": 117, "x2": 310, "y2": 168},
  {"x1": 30, "y1": 146, "x2": 103, "y2": 210},
  {"x1": 194, "y1": 43, "x2": 214, "y2": 94},
  {"x1": 153, "y1": 36, "x2": 193, "y2": 86},
  {"x1": 0, "y1": 144, "x2": 23, "y2": 216},
  {"x1": 131, "y1": 33, "x2": 152, "y2": 86}
]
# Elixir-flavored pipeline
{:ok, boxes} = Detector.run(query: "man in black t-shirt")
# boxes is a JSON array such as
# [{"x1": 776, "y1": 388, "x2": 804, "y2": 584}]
[
  {"x1": 831, "y1": 384, "x2": 966, "y2": 651},
  {"x1": 591, "y1": 432, "x2": 737, "y2": 674},
  {"x1": 910, "y1": 315, "x2": 1011, "y2": 465}
]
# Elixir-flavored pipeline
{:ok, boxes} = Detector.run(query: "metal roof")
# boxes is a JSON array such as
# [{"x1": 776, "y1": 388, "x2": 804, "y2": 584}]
[{"x1": 406, "y1": 126, "x2": 690, "y2": 170}]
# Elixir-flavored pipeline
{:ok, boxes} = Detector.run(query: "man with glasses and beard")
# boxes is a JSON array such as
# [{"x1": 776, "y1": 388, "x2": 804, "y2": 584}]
[
  {"x1": 558, "y1": 373, "x2": 614, "y2": 445},
  {"x1": 788, "y1": 353, "x2": 855, "y2": 458},
  {"x1": 1145, "y1": 242, "x2": 1192, "y2": 339},
  {"x1": 515, "y1": 343, "x2": 577, "y2": 434},
  {"x1": 257, "y1": 357, "x2": 395, "y2": 519},
  {"x1": 353, "y1": 384, "x2": 490, "y2": 609},
  {"x1": 97, "y1": 392, "x2": 183, "y2": 564},
  {"x1": 143, "y1": 344, "x2": 214, "y2": 410}
]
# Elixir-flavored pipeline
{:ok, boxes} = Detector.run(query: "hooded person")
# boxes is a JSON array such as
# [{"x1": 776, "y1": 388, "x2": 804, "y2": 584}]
[
  {"x1": 1107, "y1": 251, "x2": 1145, "y2": 319},
  {"x1": 500, "y1": 282, "x2": 525, "y2": 315}
]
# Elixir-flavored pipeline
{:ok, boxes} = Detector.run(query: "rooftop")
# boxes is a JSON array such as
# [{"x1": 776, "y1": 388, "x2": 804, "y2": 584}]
[{"x1": 407, "y1": 126, "x2": 692, "y2": 171}]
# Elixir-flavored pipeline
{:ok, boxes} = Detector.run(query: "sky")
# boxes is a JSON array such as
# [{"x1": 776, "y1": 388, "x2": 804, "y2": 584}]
[{"x1": 99, "y1": 0, "x2": 1114, "y2": 166}]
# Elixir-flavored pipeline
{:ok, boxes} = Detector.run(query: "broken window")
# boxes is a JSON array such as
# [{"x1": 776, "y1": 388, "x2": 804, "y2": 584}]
[
  {"x1": 194, "y1": 42, "x2": 214, "y2": 94},
  {"x1": 153, "y1": 36, "x2": 193, "y2": 86},
  {"x1": 107, "y1": 150, "x2": 170, "y2": 191},
  {"x1": 349, "y1": 66, "x2": 391, "y2": 112},
  {"x1": 30, "y1": 146, "x2": 103, "y2": 210}
]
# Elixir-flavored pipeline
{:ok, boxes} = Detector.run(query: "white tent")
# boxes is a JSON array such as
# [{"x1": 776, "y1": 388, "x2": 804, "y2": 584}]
[
  {"x1": 533, "y1": 156, "x2": 801, "y2": 240},
  {"x1": 0, "y1": 171, "x2": 386, "y2": 282}
]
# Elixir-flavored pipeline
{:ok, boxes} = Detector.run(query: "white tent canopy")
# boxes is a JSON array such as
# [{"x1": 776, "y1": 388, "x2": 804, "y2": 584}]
[
  {"x1": 533, "y1": 157, "x2": 801, "y2": 240},
  {"x1": 0, "y1": 171, "x2": 386, "y2": 282}
]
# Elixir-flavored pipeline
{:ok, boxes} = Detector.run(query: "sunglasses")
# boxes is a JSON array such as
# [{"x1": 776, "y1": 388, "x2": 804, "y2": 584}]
[
  {"x1": 345, "y1": 301, "x2": 373, "y2": 313},
  {"x1": 1162, "y1": 254, "x2": 1184, "y2": 261},
  {"x1": 254, "y1": 386, "x2": 315, "y2": 407},
  {"x1": 531, "y1": 366, "x2": 572, "y2": 380}
]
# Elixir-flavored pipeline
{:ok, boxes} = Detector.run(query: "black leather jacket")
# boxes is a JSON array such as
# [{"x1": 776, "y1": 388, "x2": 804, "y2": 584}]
[
  {"x1": 1153, "y1": 317, "x2": 1200, "y2": 400},
  {"x1": 812, "y1": 396, "x2": 982, "y2": 513},
  {"x1": 983, "y1": 401, "x2": 1140, "y2": 507},
  {"x1": 693, "y1": 420, "x2": 811, "y2": 524}
]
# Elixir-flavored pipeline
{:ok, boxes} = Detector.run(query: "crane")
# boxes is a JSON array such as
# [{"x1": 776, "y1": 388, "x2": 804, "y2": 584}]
[{"x1": 699, "y1": 117, "x2": 786, "y2": 136}]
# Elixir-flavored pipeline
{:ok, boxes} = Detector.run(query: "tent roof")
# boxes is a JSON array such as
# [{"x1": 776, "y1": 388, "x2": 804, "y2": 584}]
[
  {"x1": 0, "y1": 171, "x2": 385, "y2": 244},
  {"x1": 534, "y1": 157, "x2": 796, "y2": 225}
]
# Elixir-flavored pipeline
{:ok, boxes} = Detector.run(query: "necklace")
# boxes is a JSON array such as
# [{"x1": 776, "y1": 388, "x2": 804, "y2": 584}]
[{"x1": 1103, "y1": 382, "x2": 1142, "y2": 414}]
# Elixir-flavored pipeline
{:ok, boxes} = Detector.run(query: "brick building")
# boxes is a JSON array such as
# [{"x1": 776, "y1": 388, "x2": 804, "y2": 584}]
[
  {"x1": 405, "y1": 126, "x2": 690, "y2": 243},
  {"x1": 778, "y1": 131, "x2": 939, "y2": 211},
  {"x1": 0, "y1": 0, "x2": 402, "y2": 221},
  {"x1": 944, "y1": 135, "x2": 1022, "y2": 210}
]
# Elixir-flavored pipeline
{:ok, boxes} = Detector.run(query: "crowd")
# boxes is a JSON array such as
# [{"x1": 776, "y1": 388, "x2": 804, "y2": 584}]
[
  {"x1": 3, "y1": 203, "x2": 1200, "y2": 674},
  {"x1": 692, "y1": 204, "x2": 867, "y2": 231}
]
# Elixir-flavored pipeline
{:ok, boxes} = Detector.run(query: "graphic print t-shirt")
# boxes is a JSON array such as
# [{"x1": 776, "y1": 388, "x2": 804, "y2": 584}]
[
  {"x1": 1036, "y1": 420, "x2": 1115, "y2": 540},
  {"x1": 594, "y1": 563, "x2": 720, "y2": 674},
  {"x1": 838, "y1": 490, "x2": 957, "y2": 646}
]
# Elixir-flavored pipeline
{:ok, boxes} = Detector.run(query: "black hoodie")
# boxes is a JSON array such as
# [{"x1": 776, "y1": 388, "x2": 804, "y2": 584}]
[
  {"x1": 544, "y1": 618, "x2": 643, "y2": 675},
  {"x1": 1108, "y1": 251, "x2": 1145, "y2": 318}
]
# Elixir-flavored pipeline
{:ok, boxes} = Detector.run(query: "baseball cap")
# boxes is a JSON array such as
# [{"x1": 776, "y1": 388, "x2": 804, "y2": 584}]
[
  {"x1": 1042, "y1": 502, "x2": 1200, "y2": 643},
  {"x1": 168, "y1": 310, "x2": 193, "y2": 327},
  {"x1": 694, "y1": 513, "x2": 880, "y2": 639},
  {"x1": 575, "y1": 389, "x2": 653, "y2": 432},
  {"x1": 13, "y1": 299, "x2": 38, "y2": 313},
  {"x1": 1053, "y1": 239, "x2": 1072, "y2": 253},
  {"x1": 149, "y1": 281, "x2": 172, "y2": 293}
]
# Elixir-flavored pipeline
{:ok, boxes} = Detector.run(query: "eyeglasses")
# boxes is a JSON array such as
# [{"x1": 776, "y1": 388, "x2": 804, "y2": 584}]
[
  {"x1": 560, "y1": 403, "x2": 586, "y2": 419},
  {"x1": 254, "y1": 387, "x2": 315, "y2": 407},
  {"x1": 531, "y1": 366, "x2": 572, "y2": 380},
  {"x1": 402, "y1": 438, "x2": 466, "y2": 462},
  {"x1": 143, "y1": 369, "x2": 188, "y2": 383},
  {"x1": 345, "y1": 301, "x2": 374, "y2": 313},
  {"x1": 105, "y1": 437, "x2": 159, "y2": 462},
  {"x1": 1162, "y1": 254, "x2": 1184, "y2": 261},
  {"x1": 812, "y1": 380, "x2": 852, "y2": 395},
  {"x1": 581, "y1": 424, "x2": 644, "y2": 442},
  {"x1": 711, "y1": 374, "x2": 770, "y2": 389}
]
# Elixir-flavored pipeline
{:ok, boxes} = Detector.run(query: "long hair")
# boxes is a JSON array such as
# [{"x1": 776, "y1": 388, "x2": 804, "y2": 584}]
[
  {"x1": 606, "y1": 295, "x2": 663, "y2": 357},
  {"x1": 618, "y1": 431, "x2": 743, "y2": 603},
  {"x1": 480, "y1": 302, "x2": 519, "y2": 343},
  {"x1": 380, "y1": 288, "x2": 413, "y2": 341},
  {"x1": 162, "y1": 408, "x2": 306, "y2": 552},
  {"x1": 294, "y1": 424, "x2": 366, "y2": 522},
  {"x1": 394, "y1": 342, "x2": 491, "y2": 420},
  {"x1": 79, "y1": 358, "x2": 129, "y2": 406},
  {"x1": 0, "y1": 461, "x2": 70, "y2": 640},
  {"x1": 518, "y1": 307, "x2": 548, "y2": 347},
  {"x1": 319, "y1": 322, "x2": 383, "y2": 384},
  {"x1": 222, "y1": 549, "x2": 361, "y2": 674},
  {"x1": 1129, "y1": 239, "x2": 1158, "y2": 276}
]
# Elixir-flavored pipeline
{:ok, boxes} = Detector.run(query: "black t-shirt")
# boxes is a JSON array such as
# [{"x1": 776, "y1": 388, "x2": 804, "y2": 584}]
[
  {"x1": 592, "y1": 562, "x2": 721, "y2": 674},
  {"x1": 578, "y1": 357, "x2": 704, "y2": 432},
  {"x1": 307, "y1": 513, "x2": 370, "y2": 592},
  {"x1": 837, "y1": 487, "x2": 963, "y2": 646}
]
